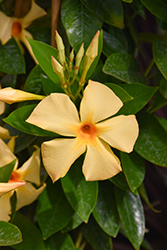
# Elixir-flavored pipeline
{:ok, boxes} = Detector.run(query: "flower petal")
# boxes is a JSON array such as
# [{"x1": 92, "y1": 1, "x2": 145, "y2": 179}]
[
  {"x1": 0, "y1": 11, "x2": 14, "y2": 44},
  {"x1": 16, "y1": 146, "x2": 41, "y2": 185},
  {"x1": 0, "y1": 182, "x2": 25, "y2": 196},
  {"x1": 0, "y1": 138, "x2": 16, "y2": 167},
  {"x1": 16, "y1": 182, "x2": 46, "y2": 210},
  {"x1": 97, "y1": 115, "x2": 139, "y2": 153},
  {"x1": 0, "y1": 191, "x2": 13, "y2": 221},
  {"x1": 42, "y1": 138, "x2": 86, "y2": 182},
  {"x1": 21, "y1": 0, "x2": 47, "y2": 28},
  {"x1": 0, "y1": 127, "x2": 11, "y2": 139},
  {"x1": 83, "y1": 138, "x2": 122, "y2": 181},
  {"x1": 80, "y1": 80, "x2": 123, "y2": 123},
  {"x1": 26, "y1": 93, "x2": 80, "y2": 136},
  {"x1": 0, "y1": 100, "x2": 5, "y2": 115}
]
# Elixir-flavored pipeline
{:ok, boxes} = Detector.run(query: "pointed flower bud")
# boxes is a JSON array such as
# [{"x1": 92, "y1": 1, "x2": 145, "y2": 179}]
[
  {"x1": 69, "y1": 49, "x2": 74, "y2": 71},
  {"x1": 80, "y1": 31, "x2": 100, "y2": 85},
  {"x1": 75, "y1": 43, "x2": 84, "y2": 75},
  {"x1": 51, "y1": 56, "x2": 66, "y2": 87},
  {"x1": 55, "y1": 31, "x2": 66, "y2": 66},
  {"x1": 0, "y1": 181, "x2": 26, "y2": 197},
  {"x1": 0, "y1": 87, "x2": 45, "y2": 104}
]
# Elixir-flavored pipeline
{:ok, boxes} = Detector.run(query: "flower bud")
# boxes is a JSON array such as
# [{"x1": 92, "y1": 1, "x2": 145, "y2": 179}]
[
  {"x1": 51, "y1": 56, "x2": 66, "y2": 87},
  {"x1": 69, "y1": 49, "x2": 74, "y2": 71},
  {"x1": 0, "y1": 181, "x2": 26, "y2": 196},
  {"x1": 75, "y1": 43, "x2": 84, "y2": 75},
  {"x1": 55, "y1": 31, "x2": 66, "y2": 66}
]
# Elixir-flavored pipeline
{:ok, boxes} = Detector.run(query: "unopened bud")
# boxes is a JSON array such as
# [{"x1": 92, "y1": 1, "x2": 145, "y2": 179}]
[
  {"x1": 51, "y1": 56, "x2": 66, "y2": 86},
  {"x1": 55, "y1": 31, "x2": 66, "y2": 66},
  {"x1": 75, "y1": 43, "x2": 84, "y2": 75},
  {"x1": 0, "y1": 127, "x2": 11, "y2": 140},
  {"x1": 0, "y1": 181, "x2": 26, "y2": 196},
  {"x1": 69, "y1": 49, "x2": 74, "y2": 71}
]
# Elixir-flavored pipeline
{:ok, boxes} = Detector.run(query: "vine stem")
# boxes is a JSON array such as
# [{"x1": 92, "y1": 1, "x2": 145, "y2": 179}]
[
  {"x1": 51, "y1": 0, "x2": 61, "y2": 48},
  {"x1": 144, "y1": 58, "x2": 155, "y2": 77}
]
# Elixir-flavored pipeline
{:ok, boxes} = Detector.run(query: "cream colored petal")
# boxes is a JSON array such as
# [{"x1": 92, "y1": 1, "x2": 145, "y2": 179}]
[
  {"x1": 80, "y1": 80, "x2": 123, "y2": 124},
  {"x1": 0, "y1": 138, "x2": 17, "y2": 167},
  {"x1": 16, "y1": 182, "x2": 46, "y2": 210},
  {"x1": 26, "y1": 93, "x2": 80, "y2": 136},
  {"x1": 16, "y1": 146, "x2": 41, "y2": 185},
  {"x1": 0, "y1": 101, "x2": 5, "y2": 115},
  {"x1": 21, "y1": 0, "x2": 47, "y2": 28},
  {"x1": 0, "y1": 87, "x2": 45, "y2": 104},
  {"x1": 97, "y1": 115, "x2": 139, "y2": 153},
  {"x1": 42, "y1": 138, "x2": 86, "y2": 182},
  {"x1": 83, "y1": 138, "x2": 122, "y2": 181},
  {"x1": 0, "y1": 127, "x2": 11, "y2": 139},
  {"x1": 0, "y1": 182, "x2": 25, "y2": 196},
  {"x1": 0, "y1": 191, "x2": 13, "y2": 221},
  {"x1": 0, "y1": 11, "x2": 14, "y2": 44}
]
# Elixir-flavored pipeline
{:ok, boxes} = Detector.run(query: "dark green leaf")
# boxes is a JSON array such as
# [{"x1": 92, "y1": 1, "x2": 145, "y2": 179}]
[
  {"x1": 80, "y1": 0, "x2": 124, "y2": 28},
  {"x1": 148, "y1": 90, "x2": 167, "y2": 113},
  {"x1": 156, "y1": 116, "x2": 167, "y2": 133},
  {"x1": 61, "y1": 156, "x2": 98, "y2": 222},
  {"x1": 4, "y1": 104, "x2": 58, "y2": 137},
  {"x1": 40, "y1": 74, "x2": 63, "y2": 95},
  {"x1": 135, "y1": 111, "x2": 167, "y2": 167},
  {"x1": 0, "y1": 159, "x2": 16, "y2": 182},
  {"x1": 45, "y1": 232, "x2": 76, "y2": 250},
  {"x1": 0, "y1": 221, "x2": 22, "y2": 246},
  {"x1": 37, "y1": 179, "x2": 74, "y2": 239},
  {"x1": 110, "y1": 172, "x2": 131, "y2": 192},
  {"x1": 153, "y1": 39, "x2": 167, "y2": 79},
  {"x1": 131, "y1": 0, "x2": 146, "y2": 19},
  {"x1": 0, "y1": 74, "x2": 17, "y2": 88},
  {"x1": 0, "y1": 38, "x2": 25, "y2": 74},
  {"x1": 115, "y1": 187, "x2": 145, "y2": 250},
  {"x1": 82, "y1": 216, "x2": 113, "y2": 250},
  {"x1": 103, "y1": 53, "x2": 149, "y2": 84},
  {"x1": 11, "y1": 212, "x2": 46, "y2": 250},
  {"x1": 62, "y1": 213, "x2": 83, "y2": 233},
  {"x1": 160, "y1": 78, "x2": 167, "y2": 99},
  {"x1": 121, "y1": 152, "x2": 145, "y2": 192},
  {"x1": 24, "y1": 65, "x2": 43, "y2": 94},
  {"x1": 61, "y1": 0, "x2": 103, "y2": 52},
  {"x1": 93, "y1": 181, "x2": 119, "y2": 237}
]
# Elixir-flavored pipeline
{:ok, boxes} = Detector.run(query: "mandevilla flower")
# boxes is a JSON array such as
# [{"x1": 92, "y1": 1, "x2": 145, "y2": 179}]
[
  {"x1": 0, "y1": 139, "x2": 46, "y2": 221},
  {"x1": 0, "y1": 0, "x2": 46, "y2": 63},
  {"x1": 26, "y1": 81, "x2": 139, "y2": 182}
]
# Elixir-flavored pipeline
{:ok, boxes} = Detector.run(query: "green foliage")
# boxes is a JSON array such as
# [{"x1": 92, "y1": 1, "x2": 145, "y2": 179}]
[{"x1": 0, "y1": 221, "x2": 22, "y2": 246}]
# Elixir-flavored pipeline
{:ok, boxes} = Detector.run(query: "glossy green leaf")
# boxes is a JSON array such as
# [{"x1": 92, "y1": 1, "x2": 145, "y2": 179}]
[
  {"x1": 0, "y1": 221, "x2": 22, "y2": 246},
  {"x1": 14, "y1": 132, "x2": 36, "y2": 154},
  {"x1": 115, "y1": 187, "x2": 145, "y2": 250},
  {"x1": 121, "y1": 152, "x2": 145, "y2": 192},
  {"x1": 4, "y1": 104, "x2": 58, "y2": 137},
  {"x1": 131, "y1": 0, "x2": 146, "y2": 18},
  {"x1": 45, "y1": 232, "x2": 76, "y2": 250},
  {"x1": 61, "y1": 156, "x2": 98, "y2": 222},
  {"x1": 61, "y1": 0, "x2": 103, "y2": 52},
  {"x1": 160, "y1": 78, "x2": 167, "y2": 99},
  {"x1": 140, "y1": 0, "x2": 167, "y2": 22},
  {"x1": 37, "y1": 179, "x2": 74, "y2": 239},
  {"x1": 40, "y1": 74, "x2": 63, "y2": 95},
  {"x1": 103, "y1": 31, "x2": 126, "y2": 57},
  {"x1": 11, "y1": 212, "x2": 46, "y2": 250},
  {"x1": 62, "y1": 212, "x2": 83, "y2": 233},
  {"x1": 156, "y1": 116, "x2": 167, "y2": 133},
  {"x1": 81, "y1": 0, "x2": 124, "y2": 28},
  {"x1": 93, "y1": 181, "x2": 119, "y2": 237},
  {"x1": 135, "y1": 111, "x2": 167, "y2": 167},
  {"x1": 153, "y1": 39, "x2": 167, "y2": 79},
  {"x1": 0, "y1": 74, "x2": 17, "y2": 88},
  {"x1": 148, "y1": 90, "x2": 167, "y2": 113},
  {"x1": 0, "y1": 159, "x2": 16, "y2": 182},
  {"x1": 117, "y1": 83, "x2": 158, "y2": 115},
  {"x1": 103, "y1": 53, "x2": 149, "y2": 84},
  {"x1": 110, "y1": 172, "x2": 132, "y2": 192},
  {"x1": 0, "y1": 38, "x2": 25, "y2": 74},
  {"x1": 27, "y1": 38, "x2": 60, "y2": 85},
  {"x1": 24, "y1": 65, "x2": 43, "y2": 94}
]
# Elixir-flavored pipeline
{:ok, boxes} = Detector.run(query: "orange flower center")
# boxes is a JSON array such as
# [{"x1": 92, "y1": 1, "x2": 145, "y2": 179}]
[
  {"x1": 78, "y1": 123, "x2": 97, "y2": 142},
  {"x1": 11, "y1": 21, "x2": 22, "y2": 37},
  {"x1": 9, "y1": 171, "x2": 21, "y2": 183}
]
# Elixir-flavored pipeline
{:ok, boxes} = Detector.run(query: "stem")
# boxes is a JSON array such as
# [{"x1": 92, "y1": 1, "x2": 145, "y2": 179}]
[
  {"x1": 75, "y1": 232, "x2": 83, "y2": 248},
  {"x1": 14, "y1": 0, "x2": 24, "y2": 18},
  {"x1": 144, "y1": 58, "x2": 155, "y2": 77},
  {"x1": 51, "y1": 0, "x2": 61, "y2": 48}
]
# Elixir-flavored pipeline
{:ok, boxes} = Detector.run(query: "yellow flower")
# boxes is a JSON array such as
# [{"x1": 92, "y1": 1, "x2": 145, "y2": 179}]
[
  {"x1": 0, "y1": 0, "x2": 46, "y2": 63},
  {"x1": 26, "y1": 81, "x2": 139, "y2": 182},
  {"x1": 0, "y1": 139, "x2": 46, "y2": 221}
]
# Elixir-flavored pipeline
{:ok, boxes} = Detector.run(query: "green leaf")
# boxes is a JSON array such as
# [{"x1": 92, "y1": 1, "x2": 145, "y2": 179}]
[
  {"x1": 82, "y1": 216, "x2": 113, "y2": 250},
  {"x1": 80, "y1": 0, "x2": 124, "y2": 28},
  {"x1": 4, "y1": 104, "x2": 58, "y2": 137},
  {"x1": 61, "y1": 156, "x2": 98, "y2": 223},
  {"x1": 27, "y1": 38, "x2": 60, "y2": 85},
  {"x1": 62, "y1": 213, "x2": 83, "y2": 233},
  {"x1": 11, "y1": 212, "x2": 46, "y2": 250},
  {"x1": 61, "y1": 0, "x2": 103, "y2": 52},
  {"x1": 131, "y1": 0, "x2": 146, "y2": 18},
  {"x1": 115, "y1": 187, "x2": 145, "y2": 250},
  {"x1": 0, "y1": 38, "x2": 25, "y2": 74},
  {"x1": 153, "y1": 39, "x2": 167, "y2": 79},
  {"x1": 103, "y1": 53, "x2": 149, "y2": 84},
  {"x1": 103, "y1": 31, "x2": 126, "y2": 57},
  {"x1": 24, "y1": 65, "x2": 43, "y2": 94},
  {"x1": 117, "y1": 83, "x2": 158, "y2": 115},
  {"x1": 0, "y1": 159, "x2": 16, "y2": 182},
  {"x1": 135, "y1": 111, "x2": 167, "y2": 167},
  {"x1": 0, "y1": 221, "x2": 22, "y2": 246},
  {"x1": 140, "y1": 0, "x2": 167, "y2": 22},
  {"x1": 156, "y1": 116, "x2": 167, "y2": 133},
  {"x1": 121, "y1": 152, "x2": 145, "y2": 192},
  {"x1": 40, "y1": 74, "x2": 63, "y2": 95},
  {"x1": 148, "y1": 90, "x2": 167, "y2": 113},
  {"x1": 160, "y1": 78, "x2": 167, "y2": 99},
  {"x1": 37, "y1": 179, "x2": 74, "y2": 239},
  {"x1": 45, "y1": 232, "x2": 76, "y2": 250},
  {"x1": 93, "y1": 181, "x2": 119, "y2": 237},
  {"x1": 110, "y1": 172, "x2": 132, "y2": 192}
]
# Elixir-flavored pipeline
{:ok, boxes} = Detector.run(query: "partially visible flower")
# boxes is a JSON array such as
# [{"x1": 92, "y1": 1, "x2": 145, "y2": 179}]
[
  {"x1": 0, "y1": 94, "x2": 11, "y2": 139},
  {"x1": 0, "y1": 0, "x2": 46, "y2": 63},
  {"x1": 0, "y1": 87, "x2": 45, "y2": 104},
  {"x1": 26, "y1": 80, "x2": 139, "y2": 182},
  {"x1": 0, "y1": 139, "x2": 46, "y2": 221}
]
